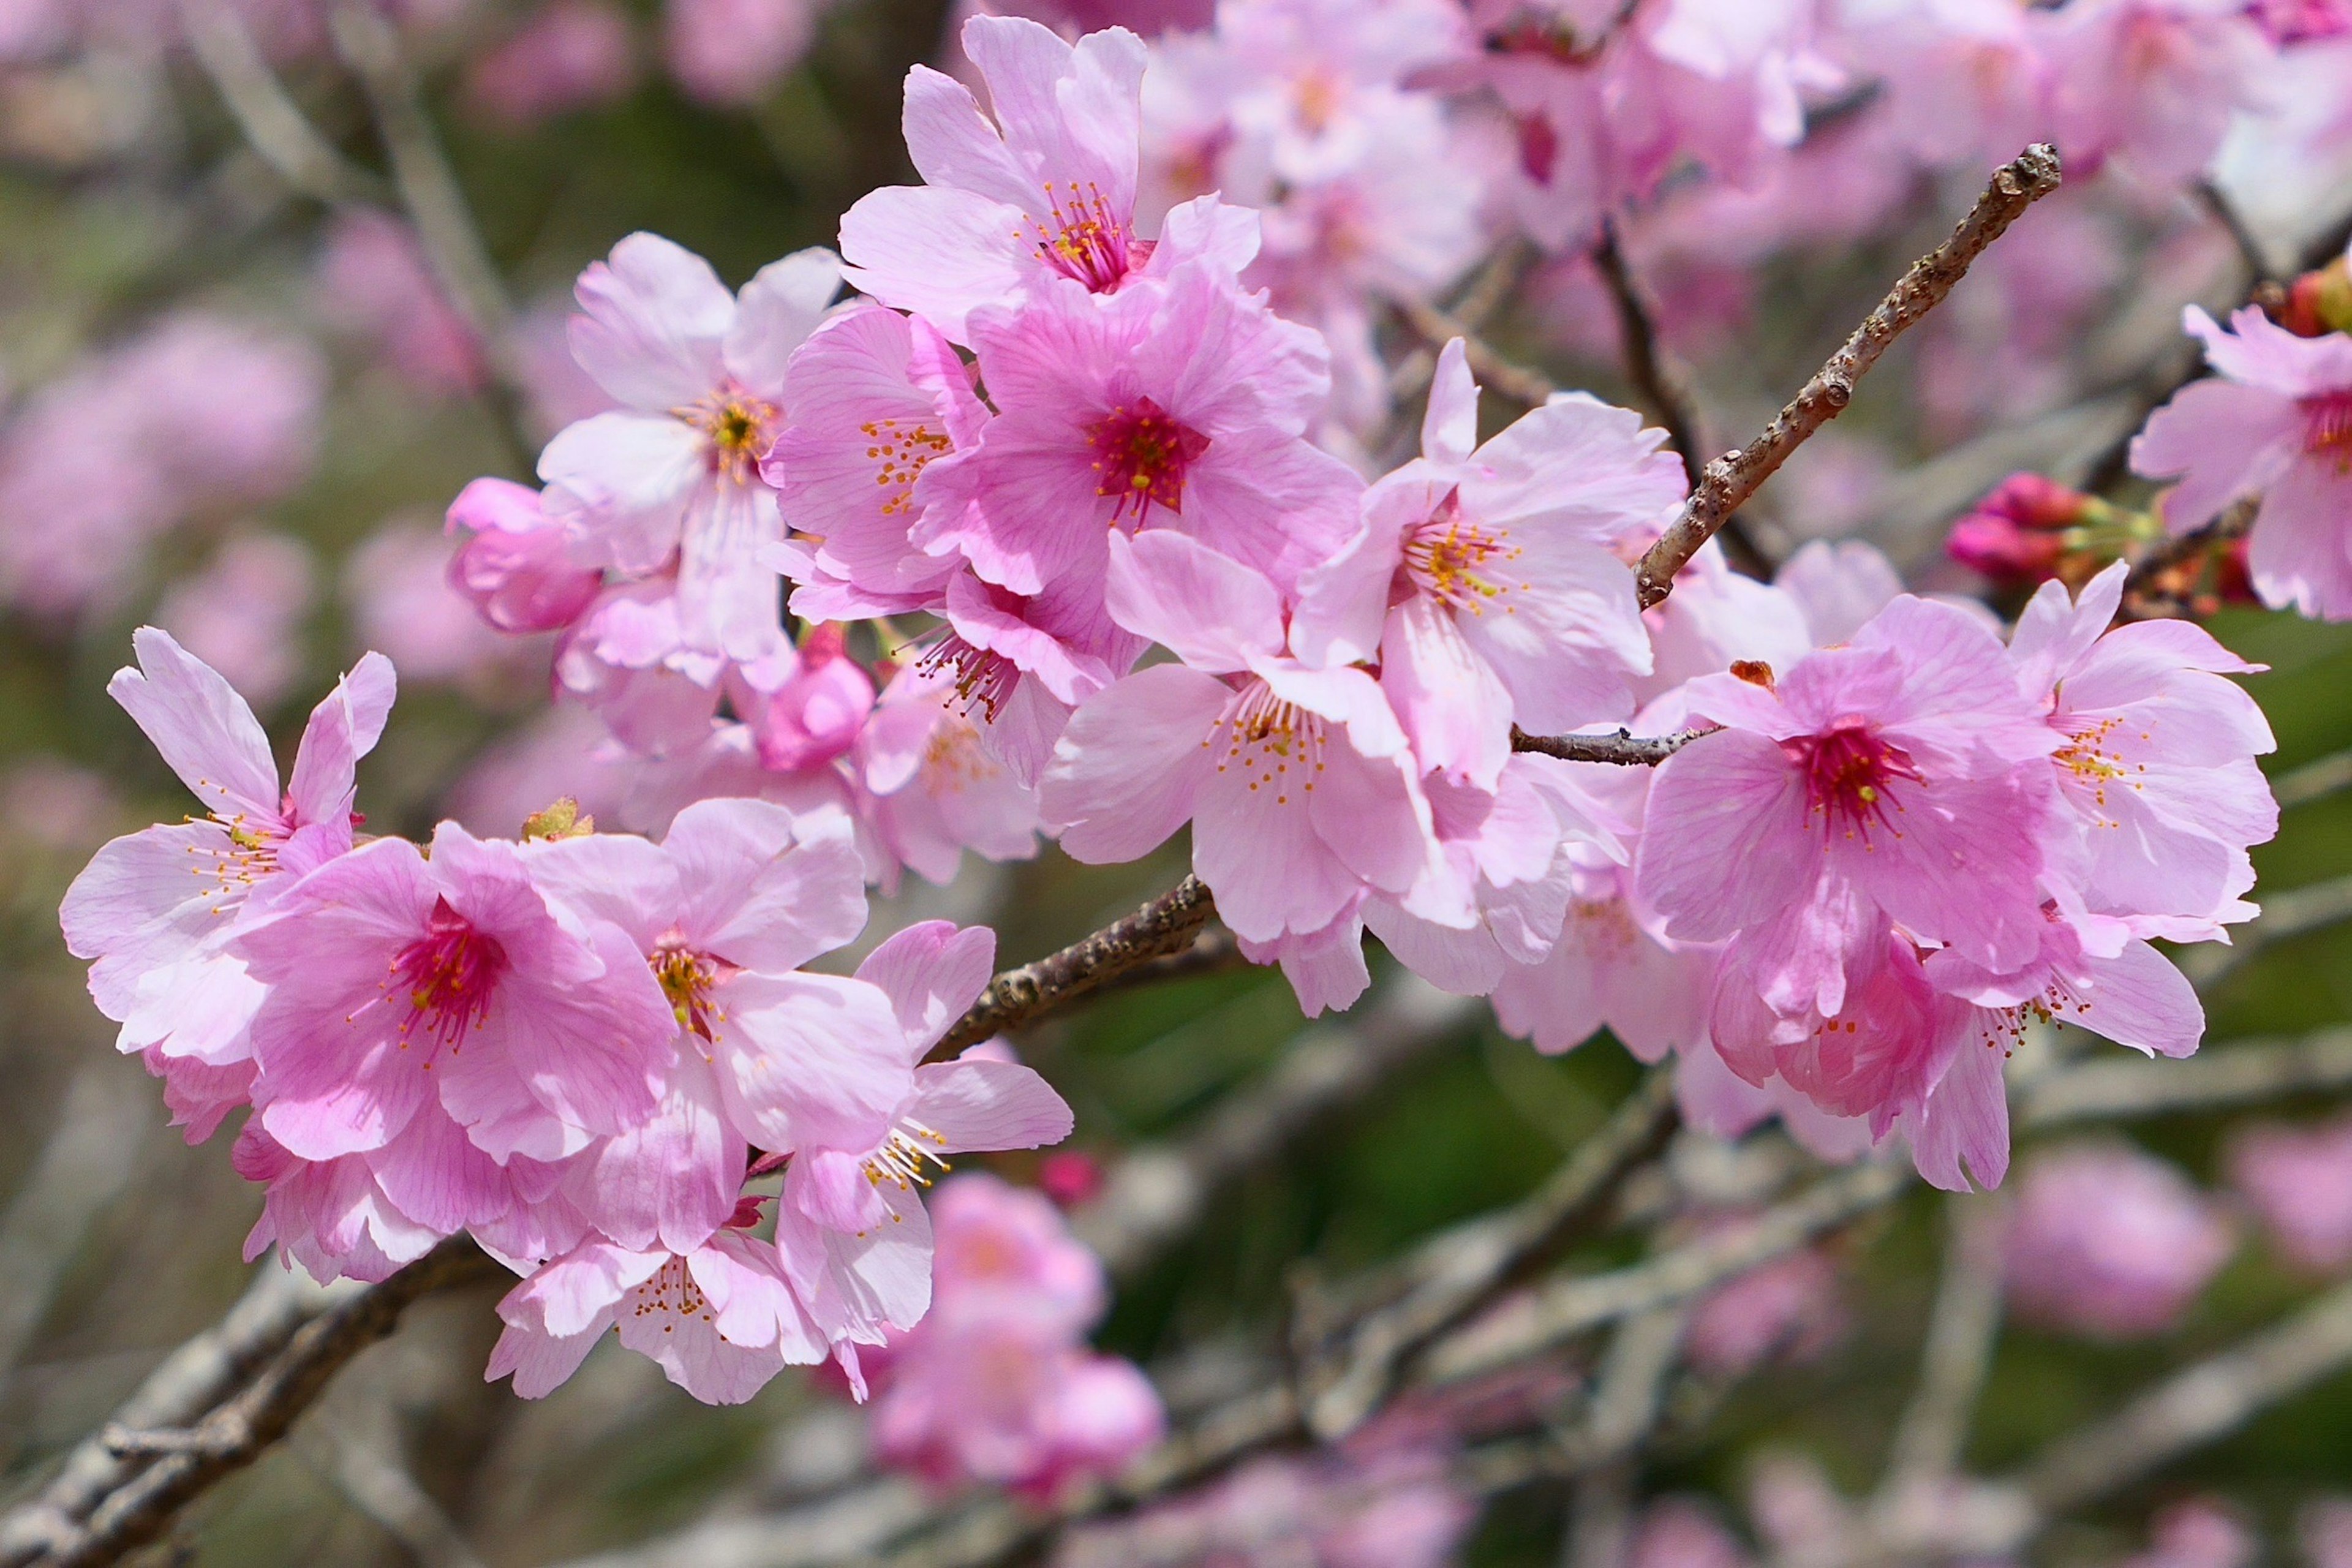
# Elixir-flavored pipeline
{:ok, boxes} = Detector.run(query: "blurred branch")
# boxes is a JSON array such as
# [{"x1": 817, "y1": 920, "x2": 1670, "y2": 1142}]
[
  {"x1": 1511, "y1": 727, "x2": 1709, "y2": 767},
  {"x1": 1634, "y1": 144, "x2": 2064, "y2": 609},
  {"x1": 325, "y1": 0, "x2": 535, "y2": 475},
  {"x1": 1395, "y1": 297, "x2": 1558, "y2": 407},
  {"x1": 178, "y1": 0, "x2": 390, "y2": 206},
  {"x1": 2117, "y1": 499, "x2": 2255, "y2": 622},
  {"x1": 0, "y1": 1069, "x2": 149, "y2": 1385},
  {"x1": 2018, "y1": 1025, "x2": 2352, "y2": 1126},
  {"x1": 1591, "y1": 219, "x2": 1726, "y2": 528},
  {"x1": 2, "y1": 1238, "x2": 501, "y2": 1568},
  {"x1": 2275, "y1": 746, "x2": 2352, "y2": 810},
  {"x1": 1077, "y1": 980, "x2": 1480, "y2": 1278},
  {"x1": 931, "y1": 876, "x2": 1219, "y2": 1057},
  {"x1": 2179, "y1": 873, "x2": 2352, "y2": 989},
  {"x1": 1559, "y1": 1305, "x2": 1689, "y2": 1568},
  {"x1": 1386, "y1": 239, "x2": 1537, "y2": 407},
  {"x1": 2011, "y1": 1274, "x2": 2352, "y2": 1526},
  {"x1": 2197, "y1": 180, "x2": 2274, "y2": 284},
  {"x1": 1875, "y1": 1196, "x2": 2008, "y2": 1507},
  {"x1": 304, "y1": 1407, "x2": 491, "y2": 1568}
]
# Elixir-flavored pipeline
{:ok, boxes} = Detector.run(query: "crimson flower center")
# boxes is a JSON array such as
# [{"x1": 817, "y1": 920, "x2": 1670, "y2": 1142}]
[
  {"x1": 1031, "y1": 181, "x2": 1139, "y2": 292},
  {"x1": 2303, "y1": 390, "x2": 2352, "y2": 463},
  {"x1": 393, "y1": 896, "x2": 505, "y2": 1055},
  {"x1": 1787, "y1": 721, "x2": 1923, "y2": 845},
  {"x1": 1087, "y1": 397, "x2": 1209, "y2": 521}
]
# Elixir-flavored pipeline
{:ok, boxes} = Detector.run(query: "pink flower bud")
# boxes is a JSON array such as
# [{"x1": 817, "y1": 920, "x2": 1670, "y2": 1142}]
[
  {"x1": 1946, "y1": 473, "x2": 2093, "y2": 584},
  {"x1": 1038, "y1": 1150, "x2": 1104, "y2": 1208},
  {"x1": 445, "y1": 477, "x2": 601, "y2": 633}
]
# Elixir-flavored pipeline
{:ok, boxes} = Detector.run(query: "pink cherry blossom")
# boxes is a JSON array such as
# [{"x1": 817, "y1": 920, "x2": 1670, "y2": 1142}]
[
  {"x1": 317, "y1": 211, "x2": 484, "y2": 398},
  {"x1": 2007, "y1": 562, "x2": 2277, "y2": 932},
  {"x1": 777, "y1": 923, "x2": 1074, "y2": 1339},
  {"x1": 918, "y1": 256, "x2": 1361, "y2": 600},
  {"x1": 663, "y1": 0, "x2": 829, "y2": 105},
  {"x1": 2040, "y1": 0, "x2": 2275, "y2": 191},
  {"x1": 974, "y1": 0, "x2": 1210, "y2": 36},
  {"x1": 537, "y1": 234, "x2": 841, "y2": 677},
  {"x1": 1685, "y1": 1235, "x2": 1846, "y2": 1379},
  {"x1": 860, "y1": 662, "x2": 1045, "y2": 885},
  {"x1": 1041, "y1": 532, "x2": 1450, "y2": 952},
  {"x1": 1628, "y1": 1498, "x2": 1755, "y2": 1568},
  {"x1": 445, "y1": 478, "x2": 603, "y2": 635},
  {"x1": 2132, "y1": 305, "x2": 2352, "y2": 619},
  {"x1": 234, "y1": 820, "x2": 678, "y2": 1164},
  {"x1": 2121, "y1": 1499, "x2": 2257, "y2": 1568},
  {"x1": 2004, "y1": 1141, "x2": 2234, "y2": 1338},
  {"x1": 1638, "y1": 596, "x2": 2061, "y2": 1043},
  {"x1": 487, "y1": 1227, "x2": 829, "y2": 1403},
  {"x1": 2227, "y1": 1114, "x2": 2352, "y2": 1272},
  {"x1": 60, "y1": 629, "x2": 395, "y2": 1110},
  {"x1": 840, "y1": 14, "x2": 1257, "y2": 342},
  {"x1": 462, "y1": 0, "x2": 636, "y2": 129},
  {"x1": 152, "y1": 533, "x2": 318, "y2": 713},
  {"x1": 1295, "y1": 339, "x2": 1679, "y2": 788}
]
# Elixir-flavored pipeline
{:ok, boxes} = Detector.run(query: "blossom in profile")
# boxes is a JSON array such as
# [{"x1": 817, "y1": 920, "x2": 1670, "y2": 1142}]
[
  {"x1": 537, "y1": 233, "x2": 841, "y2": 677},
  {"x1": 445, "y1": 479, "x2": 603, "y2": 636},
  {"x1": 2227, "y1": 1114, "x2": 2352, "y2": 1272},
  {"x1": 2004, "y1": 1142, "x2": 2234, "y2": 1338},
  {"x1": 1295, "y1": 339, "x2": 1678, "y2": 789},
  {"x1": 60, "y1": 630, "x2": 396, "y2": 1141},
  {"x1": 2132, "y1": 305, "x2": 2352, "y2": 619}
]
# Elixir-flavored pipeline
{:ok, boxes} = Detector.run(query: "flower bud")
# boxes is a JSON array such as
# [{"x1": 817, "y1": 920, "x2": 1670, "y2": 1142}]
[{"x1": 445, "y1": 477, "x2": 602, "y2": 634}]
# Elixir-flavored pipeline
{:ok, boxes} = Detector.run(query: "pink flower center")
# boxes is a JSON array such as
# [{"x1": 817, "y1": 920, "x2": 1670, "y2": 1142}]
[
  {"x1": 2304, "y1": 391, "x2": 2352, "y2": 464},
  {"x1": 1087, "y1": 398, "x2": 1209, "y2": 521},
  {"x1": 630, "y1": 1256, "x2": 717, "y2": 1332},
  {"x1": 679, "y1": 383, "x2": 781, "y2": 483},
  {"x1": 652, "y1": 936, "x2": 725, "y2": 1043},
  {"x1": 1787, "y1": 720, "x2": 1924, "y2": 846},
  {"x1": 916, "y1": 635, "x2": 1021, "y2": 724},
  {"x1": 393, "y1": 896, "x2": 505, "y2": 1055},
  {"x1": 1210, "y1": 679, "x2": 1327, "y2": 809},
  {"x1": 1031, "y1": 181, "x2": 1140, "y2": 293},
  {"x1": 864, "y1": 1120, "x2": 951, "y2": 1198},
  {"x1": 1401, "y1": 496, "x2": 1525, "y2": 615}
]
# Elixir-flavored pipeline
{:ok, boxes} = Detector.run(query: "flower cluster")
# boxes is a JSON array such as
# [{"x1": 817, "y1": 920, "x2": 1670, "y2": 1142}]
[{"x1": 62, "y1": 630, "x2": 1076, "y2": 1404}]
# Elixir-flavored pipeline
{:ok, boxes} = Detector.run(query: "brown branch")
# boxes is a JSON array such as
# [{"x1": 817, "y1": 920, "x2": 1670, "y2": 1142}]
[
  {"x1": 1633, "y1": 145, "x2": 2064, "y2": 610},
  {"x1": 1386, "y1": 239, "x2": 1537, "y2": 407},
  {"x1": 931, "y1": 876, "x2": 1219, "y2": 1057},
  {"x1": 1395, "y1": 298, "x2": 1559, "y2": 407},
  {"x1": 9, "y1": 1239, "x2": 502, "y2": 1568},
  {"x1": 2018, "y1": 1026, "x2": 2352, "y2": 1128},
  {"x1": 1592, "y1": 220, "x2": 1705, "y2": 492},
  {"x1": 2277, "y1": 745, "x2": 2352, "y2": 811},
  {"x1": 1510, "y1": 727, "x2": 1709, "y2": 767},
  {"x1": 2197, "y1": 179, "x2": 2274, "y2": 284}
]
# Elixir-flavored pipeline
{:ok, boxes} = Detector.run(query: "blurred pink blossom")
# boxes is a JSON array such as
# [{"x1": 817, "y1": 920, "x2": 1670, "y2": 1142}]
[
  {"x1": 663, "y1": 0, "x2": 829, "y2": 105},
  {"x1": 2004, "y1": 1142, "x2": 2234, "y2": 1338},
  {"x1": 1630, "y1": 1497, "x2": 1756, "y2": 1568},
  {"x1": 448, "y1": 705, "x2": 636, "y2": 839},
  {"x1": 972, "y1": 0, "x2": 1211, "y2": 36},
  {"x1": 463, "y1": 0, "x2": 636, "y2": 128},
  {"x1": 2228, "y1": 1114, "x2": 2352, "y2": 1272},
  {"x1": 317, "y1": 211, "x2": 485, "y2": 397},
  {"x1": 2120, "y1": 1498, "x2": 2257, "y2": 1568},
  {"x1": 1686, "y1": 1240, "x2": 1847, "y2": 1379},
  {"x1": 344, "y1": 513, "x2": 537, "y2": 688},
  {"x1": 1, "y1": 758, "x2": 120, "y2": 854},
  {"x1": 153, "y1": 534, "x2": 318, "y2": 712},
  {"x1": 2301, "y1": 1497, "x2": 2352, "y2": 1568}
]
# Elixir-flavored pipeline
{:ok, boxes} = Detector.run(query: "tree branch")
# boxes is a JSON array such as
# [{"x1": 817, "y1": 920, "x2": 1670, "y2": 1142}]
[
  {"x1": 1510, "y1": 728, "x2": 1709, "y2": 767},
  {"x1": 931, "y1": 876, "x2": 1219, "y2": 1057},
  {"x1": 1395, "y1": 297, "x2": 1559, "y2": 408},
  {"x1": 6, "y1": 1239, "x2": 502, "y2": 1568},
  {"x1": 178, "y1": 0, "x2": 389, "y2": 206},
  {"x1": 2276, "y1": 745, "x2": 2352, "y2": 811},
  {"x1": 2179, "y1": 873, "x2": 2352, "y2": 989},
  {"x1": 1591, "y1": 221, "x2": 1703, "y2": 492},
  {"x1": 2018, "y1": 1027, "x2": 2352, "y2": 1127},
  {"x1": 1875, "y1": 1196, "x2": 2008, "y2": 1506},
  {"x1": 1633, "y1": 145, "x2": 2064, "y2": 610}
]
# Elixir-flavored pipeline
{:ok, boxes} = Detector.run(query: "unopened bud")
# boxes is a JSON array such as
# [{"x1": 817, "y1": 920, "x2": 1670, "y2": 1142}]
[
  {"x1": 522, "y1": 797, "x2": 594, "y2": 841},
  {"x1": 1730, "y1": 660, "x2": 1776, "y2": 690},
  {"x1": 2278, "y1": 257, "x2": 2352, "y2": 338}
]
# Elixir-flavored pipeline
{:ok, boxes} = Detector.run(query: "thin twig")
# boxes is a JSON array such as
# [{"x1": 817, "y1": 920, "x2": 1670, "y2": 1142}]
[
  {"x1": 2198, "y1": 179, "x2": 2274, "y2": 285},
  {"x1": 178, "y1": 0, "x2": 389, "y2": 206},
  {"x1": 2276, "y1": 747, "x2": 2352, "y2": 811},
  {"x1": 932, "y1": 876, "x2": 1219, "y2": 1057},
  {"x1": 2017, "y1": 1026, "x2": 2352, "y2": 1127},
  {"x1": 1592, "y1": 219, "x2": 1705, "y2": 492},
  {"x1": 13, "y1": 1239, "x2": 503, "y2": 1568},
  {"x1": 1395, "y1": 297, "x2": 1559, "y2": 407},
  {"x1": 1387, "y1": 239, "x2": 1537, "y2": 406},
  {"x1": 326, "y1": 0, "x2": 533, "y2": 473},
  {"x1": 2180, "y1": 873, "x2": 2352, "y2": 989},
  {"x1": 2117, "y1": 499, "x2": 2255, "y2": 621},
  {"x1": 1560, "y1": 1306, "x2": 1690, "y2": 1568},
  {"x1": 1633, "y1": 145, "x2": 2064, "y2": 609},
  {"x1": 0, "y1": 1069, "x2": 149, "y2": 1385},
  {"x1": 1876, "y1": 1197, "x2": 2008, "y2": 1504},
  {"x1": 1510, "y1": 728, "x2": 1709, "y2": 767}
]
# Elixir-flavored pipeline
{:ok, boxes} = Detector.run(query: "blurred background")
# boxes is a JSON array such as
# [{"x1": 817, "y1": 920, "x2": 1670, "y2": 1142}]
[{"x1": 4, "y1": 2, "x2": 2352, "y2": 1566}]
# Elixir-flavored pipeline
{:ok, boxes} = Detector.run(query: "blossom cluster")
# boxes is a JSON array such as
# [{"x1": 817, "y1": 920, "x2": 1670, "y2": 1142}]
[{"x1": 61, "y1": 628, "x2": 1080, "y2": 1408}]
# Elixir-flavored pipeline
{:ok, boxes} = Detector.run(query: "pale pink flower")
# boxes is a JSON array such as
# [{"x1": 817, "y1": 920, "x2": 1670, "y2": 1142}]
[
  {"x1": 745, "y1": 626, "x2": 874, "y2": 775},
  {"x1": 345, "y1": 517, "x2": 535, "y2": 692},
  {"x1": 317, "y1": 211, "x2": 484, "y2": 397},
  {"x1": 918, "y1": 257, "x2": 1361, "y2": 600},
  {"x1": 662, "y1": 0, "x2": 827, "y2": 105},
  {"x1": 2040, "y1": 0, "x2": 2274, "y2": 191},
  {"x1": 2132, "y1": 304, "x2": 2352, "y2": 619},
  {"x1": 2301, "y1": 1498, "x2": 2352, "y2": 1568},
  {"x1": 1638, "y1": 597, "x2": 2061, "y2": 1047},
  {"x1": 840, "y1": 14, "x2": 1258, "y2": 342},
  {"x1": 538, "y1": 235, "x2": 840, "y2": 674},
  {"x1": 2120, "y1": 1499, "x2": 2256, "y2": 1568},
  {"x1": 1772, "y1": 539, "x2": 1907, "y2": 649},
  {"x1": 551, "y1": 577, "x2": 736, "y2": 756},
  {"x1": 488, "y1": 1229, "x2": 829, "y2": 1403},
  {"x1": 1685, "y1": 1238, "x2": 1846, "y2": 1378},
  {"x1": 2007, "y1": 562, "x2": 2277, "y2": 932},
  {"x1": 858, "y1": 1173, "x2": 1156, "y2": 1498},
  {"x1": 232, "y1": 1123, "x2": 444, "y2": 1284},
  {"x1": 1041, "y1": 532, "x2": 1449, "y2": 951},
  {"x1": 1634, "y1": 539, "x2": 1813, "y2": 707},
  {"x1": 776, "y1": 924, "x2": 1074, "y2": 1338},
  {"x1": 1295, "y1": 339, "x2": 1678, "y2": 788},
  {"x1": 233, "y1": 820, "x2": 678, "y2": 1164},
  {"x1": 972, "y1": 0, "x2": 1210, "y2": 35},
  {"x1": 859, "y1": 662, "x2": 1045, "y2": 886},
  {"x1": 2004, "y1": 1141, "x2": 2234, "y2": 1338},
  {"x1": 60, "y1": 629, "x2": 394, "y2": 1104},
  {"x1": 462, "y1": 0, "x2": 636, "y2": 128},
  {"x1": 2227, "y1": 1114, "x2": 2352, "y2": 1272},
  {"x1": 2, "y1": 757, "x2": 118, "y2": 855},
  {"x1": 1856, "y1": 0, "x2": 2052, "y2": 173},
  {"x1": 1490, "y1": 848, "x2": 1713, "y2": 1062},
  {"x1": 153, "y1": 533, "x2": 317, "y2": 712},
  {"x1": 445, "y1": 477, "x2": 603, "y2": 636},
  {"x1": 1629, "y1": 1498, "x2": 1755, "y2": 1568},
  {"x1": 522, "y1": 797, "x2": 911, "y2": 1169}
]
